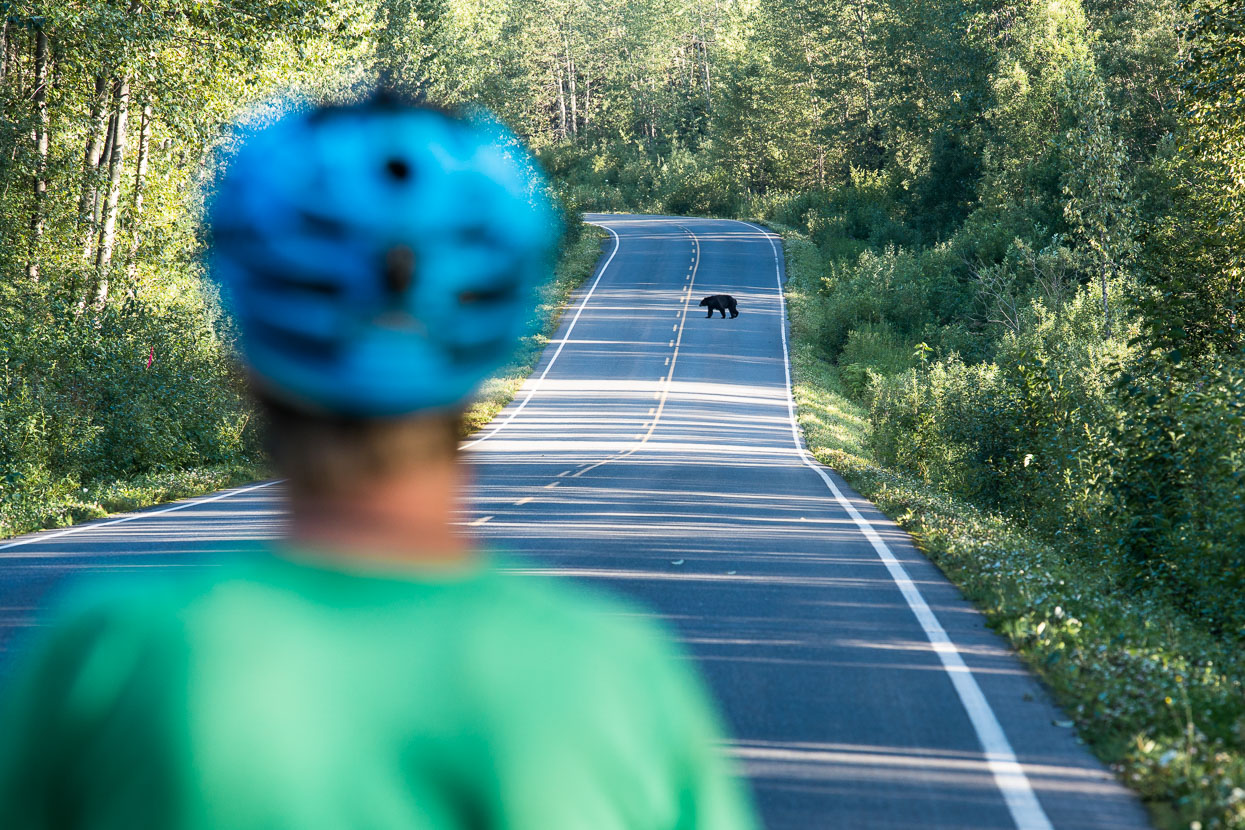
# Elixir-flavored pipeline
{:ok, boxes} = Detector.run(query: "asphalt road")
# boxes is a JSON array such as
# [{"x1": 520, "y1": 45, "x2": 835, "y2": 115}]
[{"x1": 0, "y1": 215, "x2": 1150, "y2": 829}]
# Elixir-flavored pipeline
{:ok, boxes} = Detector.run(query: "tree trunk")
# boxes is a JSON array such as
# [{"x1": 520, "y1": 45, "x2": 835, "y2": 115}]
[
  {"x1": 583, "y1": 72, "x2": 591, "y2": 131},
  {"x1": 92, "y1": 75, "x2": 131, "y2": 307},
  {"x1": 556, "y1": 67, "x2": 567, "y2": 140},
  {"x1": 1102, "y1": 265, "x2": 1113, "y2": 338},
  {"x1": 27, "y1": 27, "x2": 49, "y2": 281},
  {"x1": 696, "y1": 0, "x2": 712, "y2": 112},
  {"x1": 86, "y1": 107, "x2": 117, "y2": 261},
  {"x1": 855, "y1": 5, "x2": 873, "y2": 125},
  {"x1": 5, "y1": 16, "x2": 18, "y2": 94},
  {"x1": 125, "y1": 102, "x2": 153, "y2": 283},
  {"x1": 698, "y1": 38, "x2": 712, "y2": 111},
  {"x1": 78, "y1": 74, "x2": 109, "y2": 231},
  {"x1": 567, "y1": 51, "x2": 577, "y2": 137},
  {"x1": 703, "y1": 44, "x2": 712, "y2": 110},
  {"x1": 77, "y1": 74, "x2": 111, "y2": 289},
  {"x1": 0, "y1": 16, "x2": 8, "y2": 83}
]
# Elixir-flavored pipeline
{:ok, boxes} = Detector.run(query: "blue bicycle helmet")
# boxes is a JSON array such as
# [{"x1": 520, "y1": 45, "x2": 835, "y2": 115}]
[{"x1": 207, "y1": 95, "x2": 560, "y2": 417}]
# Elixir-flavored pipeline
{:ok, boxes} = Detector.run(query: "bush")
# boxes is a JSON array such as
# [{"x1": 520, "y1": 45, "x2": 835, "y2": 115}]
[
  {"x1": 0, "y1": 279, "x2": 257, "y2": 536},
  {"x1": 816, "y1": 246, "x2": 933, "y2": 357},
  {"x1": 868, "y1": 283, "x2": 1128, "y2": 529},
  {"x1": 1105, "y1": 355, "x2": 1245, "y2": 636},
  {"x1": 839, "y1": 322, "x2": 911, "y2": 374},
  {"x1": 870, "y1": 357, "x2": 1019, "y2": 506}
]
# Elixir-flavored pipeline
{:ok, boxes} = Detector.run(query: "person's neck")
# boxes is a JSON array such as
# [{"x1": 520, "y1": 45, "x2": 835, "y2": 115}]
[{"x1": 287, "y1": 459, "x2": 476, "y2": 568}]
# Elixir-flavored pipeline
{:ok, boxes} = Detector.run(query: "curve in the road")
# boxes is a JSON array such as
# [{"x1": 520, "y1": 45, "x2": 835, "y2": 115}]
[{"x1": 461, "y1": 223, "x2": 624, "y2": 450}]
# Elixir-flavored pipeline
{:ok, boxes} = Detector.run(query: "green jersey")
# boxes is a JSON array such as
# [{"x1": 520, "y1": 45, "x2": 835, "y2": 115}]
[{"x1": 0, "y1": 548, "x2": 756, "y2": 830}]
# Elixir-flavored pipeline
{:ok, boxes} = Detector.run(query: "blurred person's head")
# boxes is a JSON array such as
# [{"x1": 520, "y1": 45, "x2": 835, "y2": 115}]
[{"x1": 206, "y1": 94, "x2": 558, "y2": 505}]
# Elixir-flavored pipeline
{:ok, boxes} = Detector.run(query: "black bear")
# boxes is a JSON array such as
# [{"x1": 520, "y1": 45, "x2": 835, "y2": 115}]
[{"x1": 699, "y1": 294, "x2": 739, "y2": 318}]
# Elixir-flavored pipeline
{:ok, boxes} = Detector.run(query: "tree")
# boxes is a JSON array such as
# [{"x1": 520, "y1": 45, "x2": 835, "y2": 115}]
[{"x1": 1060, "y1": 65, "x2": 1139, "y2": 338}]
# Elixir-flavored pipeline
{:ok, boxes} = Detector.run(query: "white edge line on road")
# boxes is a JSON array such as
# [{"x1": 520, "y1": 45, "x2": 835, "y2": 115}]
[
  {"x1": 0, "y1": 479, "x2": 282, "y2": 554},
  {"x1": 740, "y1": 220, "x2": 1055, "y2": 830},
  {"x1": 461, "y1": 222, "x2": 621, "y2": 450}
]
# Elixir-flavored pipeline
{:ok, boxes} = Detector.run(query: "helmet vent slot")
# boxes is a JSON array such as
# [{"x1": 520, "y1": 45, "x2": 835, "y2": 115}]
[
  {"x1": 384, "y1": 245, "x2": 416, "y2": 295},
  {"x1": 253, "y1": 269, "x2": 340, "y2": 297},
  {"x1": 296, "y1": 210, "x2": 350, "y2": 238},
  {"x1": 458, "y1": 280, "x2": 518, "y2": 306},
  {"x1": 385, "y1": 158, "x2": 411, "y2": 181},
  {"x1": 251, "y1": 321, "x2": 341, "y2": 362}
]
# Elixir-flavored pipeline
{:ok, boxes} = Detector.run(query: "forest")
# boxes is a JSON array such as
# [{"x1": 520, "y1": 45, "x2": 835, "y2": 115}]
[{"x1": 1, "y1": 0, "x2": 1243, "y2": 825}]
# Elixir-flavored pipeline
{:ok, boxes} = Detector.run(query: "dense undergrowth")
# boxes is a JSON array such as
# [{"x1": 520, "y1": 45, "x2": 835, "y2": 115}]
[
  {"x1": 0, "y1": 228, "x2": 604, "y2": 540},
  {"x1": 781, "y1": 226, "x2": 1245, "y2": 830},
  {"x1": 0, "y1": 282, "x2": 262, "y2": 538}
]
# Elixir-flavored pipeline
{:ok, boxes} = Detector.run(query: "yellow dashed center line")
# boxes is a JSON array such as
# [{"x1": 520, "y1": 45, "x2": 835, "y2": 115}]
[{"x1": 572, "y1": 226, "x2": 701, "y2": 479}]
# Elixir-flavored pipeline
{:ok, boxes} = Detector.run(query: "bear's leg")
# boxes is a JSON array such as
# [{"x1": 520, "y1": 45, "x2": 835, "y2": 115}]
[
  {"x1": 730, "y1": 307, "x2": 739, "y2": 318},
  {"x1": 718, "y1": 308, "x2": 727, "y2": 318},
  {"x1": 706, "y1": 309, "x2": 714, "y2": 318}
]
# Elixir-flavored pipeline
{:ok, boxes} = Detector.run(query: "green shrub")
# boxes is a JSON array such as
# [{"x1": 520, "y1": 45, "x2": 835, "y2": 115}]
[
  {"x1": 838, "y1": 363, "x2": 876, "y2": 400},
  {"x1": 817, "y1": 246, "x2": 933, "y2": 357},
  {"x1": 0, "y1": 263, "x2": 257, "y2": 536},
  {"x1": 870, "y1": 357, "x2": 1016, "y2": 505},
  {"x1": 839, "y1": 322, "x2": 911, "y2": 375},
  {"x1": 1105, "y1": 355, "x2": 1245, "y2": 636},
  {"x1": 866, "y1": 283, "x2": 1130, "y2": 528}
]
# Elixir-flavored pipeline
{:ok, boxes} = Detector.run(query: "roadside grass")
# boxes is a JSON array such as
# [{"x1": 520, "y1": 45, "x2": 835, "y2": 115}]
[
  {"x1": 780, "y1": 225, "x2": 1245, "y2": 830},
  {"x1": 1, "y1": 227, "x2": 607, "y2": 542},
  {"x1": 0, "y1": 463, "x2": 268, "y2": 540}
]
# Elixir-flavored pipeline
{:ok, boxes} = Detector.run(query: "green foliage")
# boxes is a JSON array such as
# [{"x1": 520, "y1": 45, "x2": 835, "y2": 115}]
[
  {"x1": 744, "y1": 0, "x2": 1245, "y2": 665},
  {"x1": 814, "y1": 246, "x2": 932, "y2": 357},
  {"x1": 1106, "y1": 355, "x2": 1245, "y2": 636},
  {"x1": 0, "y1": 464, "x2": 266, "y2": 538},
  {"x1": 1182, "y1": 0, "x2": 1245, "y2": 235},
  {"x1": 743, "y1": 13, "x2": 1245, "y2": 825},
  {"x1": 0, "y1": 279, "x2": 259, "y2": 536},
  {"x1": 1132, "y1": 0, "x2": 1245, "y2": 358},
  {"x1": 1135, "y1": 139, "x2": 1243, "y2": 356},
  {"x1": 0, "y1": 0, "x2": 370, "y2": 536},
  {"x1": 782, "y1": 222, "x2": 1245, "y2": 830}
]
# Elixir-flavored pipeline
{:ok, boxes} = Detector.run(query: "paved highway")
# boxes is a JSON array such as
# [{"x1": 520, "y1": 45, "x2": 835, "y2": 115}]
[{"x1": 0, "y1": 215, "x2": 1150, "y2": 828}]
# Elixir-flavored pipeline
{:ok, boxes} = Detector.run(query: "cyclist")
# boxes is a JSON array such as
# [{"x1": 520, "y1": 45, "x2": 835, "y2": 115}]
[{"x1": 0, "y1": 94, "x2": 757, "y2": 829}]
